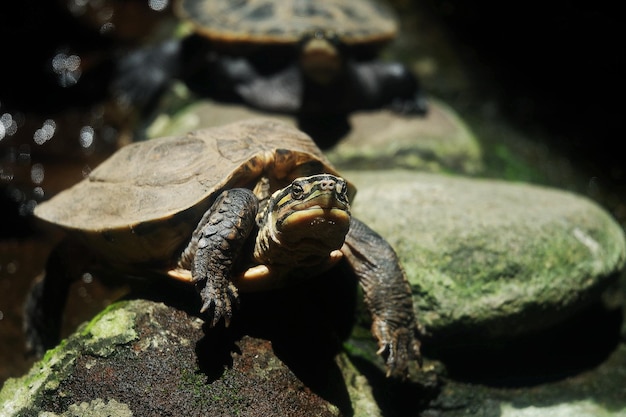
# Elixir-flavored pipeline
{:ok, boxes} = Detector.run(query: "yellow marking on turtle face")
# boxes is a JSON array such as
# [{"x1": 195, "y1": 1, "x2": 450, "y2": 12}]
[
  {"x1": 272, "y1": 176, "x2": 350, "y2": 233},
  {"x1": 279, "y1": 207, "x2": 350, "y2": 232}
]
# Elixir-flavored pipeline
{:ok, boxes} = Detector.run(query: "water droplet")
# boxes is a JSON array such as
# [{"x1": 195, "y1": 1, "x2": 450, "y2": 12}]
[
  {"x1": 82, "y1": 164, "x2": 92, "y2": 178},
  {"x1": 149, "y1": 0, "x2": 169, "y2": 11},
  {"x1": 33, "y1": 186, "x2": 45, "y2": 199},
  {"x1": 1, "y1": 113, "x2": 16, "y2": 140},
  {"x1": 9, "y1": 187, "x2": 23, "y2": 203},
  {"x1": 66, "y1": 0, "x2": 88, "y2": 17},
  {"x1": 100, "y1": 22, "x2": 115, "y2": 34},
  {"x1": 77, "y1": 286, "x2": 88, "y2": 298},
  {"x1": 31, "y1": 163, "x2": 45, "y2": 184},
  {"x1": 19, "y1": 200, "x2": 37, "y2": 216},
  {"x1": 33, "y1": 119, "x2": 56, "y2": 145},
  {"x1": 52, "y1": 52, "x2": 82, "y2": 87},
  {"x1": 79, "y1": 126, "x2": 95, "y2": 148},
  {"x1": 6, "y1": 262, "x2": 17, "y2": 274}
]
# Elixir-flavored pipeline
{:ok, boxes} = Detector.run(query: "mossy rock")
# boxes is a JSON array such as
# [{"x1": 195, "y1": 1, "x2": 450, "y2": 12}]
[
  {"x1": 0, "y1": 299, "x2": 381, "y2": 417},
  {"x1": 347, "y1": 170, "x2": 626, "y2": 344}
]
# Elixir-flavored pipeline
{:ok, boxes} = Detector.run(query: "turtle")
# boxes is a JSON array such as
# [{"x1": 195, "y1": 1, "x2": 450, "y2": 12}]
[
  {"x1": 112, "y1": 0, "x2": 428, "y2": 148},
  {"x1": 25, "y1": 118, "x2": 421, "y2": 378}
]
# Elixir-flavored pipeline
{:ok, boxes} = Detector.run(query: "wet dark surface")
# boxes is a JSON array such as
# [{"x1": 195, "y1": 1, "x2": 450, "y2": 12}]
[
  {"x1": 0, "y1": 235, "x2": 126, "y2": 383},
  {"x1": 0, "y1": 0, "x2": 175, "y2": 383},
  {"x1": 1, "y1": 0, "x2": 625, "y2": 409}
]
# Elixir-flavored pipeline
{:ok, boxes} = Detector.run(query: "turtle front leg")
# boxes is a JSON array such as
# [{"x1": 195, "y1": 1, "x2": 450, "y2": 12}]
[
  {"x1": 343, "y1": 217, "x2": 422, "y2": 379},
  {"x1": 184, "y1": 188, "x2": 258, "y2": 327},
  {"x1": 351, "y1": 61, "x2": 428, "y2": 116}
]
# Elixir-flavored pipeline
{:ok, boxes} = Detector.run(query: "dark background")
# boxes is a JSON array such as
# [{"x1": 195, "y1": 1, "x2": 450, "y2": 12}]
[
  {"x1": 422, "y1": 0, "x2": 624, "y2": 194},
  {"x1": 1, "y1": 0, "x2": 623, "y2": 194}
]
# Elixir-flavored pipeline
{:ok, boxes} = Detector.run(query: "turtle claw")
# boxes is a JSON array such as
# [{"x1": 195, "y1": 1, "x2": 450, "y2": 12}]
[
  {"x1": 199, "y1": 280, "x2": 239, "y2": 327},
  {"x1": 372, "y1": 318, "x2": 422, "y2": 379}
]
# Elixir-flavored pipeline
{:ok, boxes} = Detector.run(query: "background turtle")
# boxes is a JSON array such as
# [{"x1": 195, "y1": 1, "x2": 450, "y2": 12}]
[
  {"x1": 25, "y1": 118, "x2": 421, "y2": 378},
  {"x1": 113, "y1": 0, "x2": 428, "y2": 147}
]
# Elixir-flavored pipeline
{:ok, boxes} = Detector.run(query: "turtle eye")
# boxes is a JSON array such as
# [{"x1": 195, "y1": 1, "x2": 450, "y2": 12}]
[
  {"x1": 291, "y1": 183, "x2": 304, "y2": 200},
  {"x1": 336, "y1": 180, "x2": 348, "y2": 200}
]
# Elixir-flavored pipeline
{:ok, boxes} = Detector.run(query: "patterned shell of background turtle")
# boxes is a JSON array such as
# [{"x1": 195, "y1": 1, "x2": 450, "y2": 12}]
[{"x1": 176, "y1": 0, "x2": 398, "y2": 47}]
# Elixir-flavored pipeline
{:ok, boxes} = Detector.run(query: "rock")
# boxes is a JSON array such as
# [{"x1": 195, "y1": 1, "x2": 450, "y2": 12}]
[
  {"x1": 347, "y1": 170, "x2": 626, "y2": 344},
  {"x1": 0, "y1": 299, "x2": 381, "y2": 417},
  {"x1": 145, "y1": 90, "x2": 293, "y2": 140},
  {"x1": 500, "y1": 400, "x2": 626, "y2": 417},
  {"x1": 145, "y1": 86, "x2": 482, "y2": 175},
  {"x1": 327, "y1": 100, "x2": 483, "y2": 175}
]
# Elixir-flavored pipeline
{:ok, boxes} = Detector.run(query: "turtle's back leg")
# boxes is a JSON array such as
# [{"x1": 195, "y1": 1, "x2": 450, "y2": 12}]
[
  {"x1": 351, "y1": 61, "x2": 428, "y2": 115},
  {"x1": 178, "y1": 188, "x2": 259, "y2": 327},
  {"x1": 342, "y1": 217, "x2": 422, "y2": 379},
  {"x1": 23, "y1": 239, "x2": 89, "y2": 357}
]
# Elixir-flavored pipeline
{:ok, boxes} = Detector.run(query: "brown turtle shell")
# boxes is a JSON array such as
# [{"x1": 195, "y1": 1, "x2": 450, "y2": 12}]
[
  {"x1": 34, "y1": 118, "x2": 356, "y2": 266},
  {"x1": 176, "y1": 0, "x2": 398, "y2": 48}
]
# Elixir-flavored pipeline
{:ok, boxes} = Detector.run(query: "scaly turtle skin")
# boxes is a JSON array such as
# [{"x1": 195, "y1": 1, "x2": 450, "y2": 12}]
[
  {"x1": 25, "y1": 118, "x2": 421, "y2": 378},
  {"x1": 113, "y1": 0, "x2": 427, "y2": 147}
]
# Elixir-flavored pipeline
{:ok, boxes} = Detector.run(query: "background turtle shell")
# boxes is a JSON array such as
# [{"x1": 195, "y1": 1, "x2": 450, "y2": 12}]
[
  {"x1": 34, "y1": 118, "x2": 355, "y2": 266},
  {"x1": 177, "y1": 0, "x2": 398, "y2": 47}
]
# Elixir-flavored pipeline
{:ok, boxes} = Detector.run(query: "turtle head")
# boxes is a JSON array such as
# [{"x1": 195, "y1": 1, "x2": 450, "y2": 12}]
[
  {"x1": 254, "y1": 174, "x2": 351, "y2": 267},
  {"x1": 299, "y1": 30, "x2": 345, "y2": 85}
]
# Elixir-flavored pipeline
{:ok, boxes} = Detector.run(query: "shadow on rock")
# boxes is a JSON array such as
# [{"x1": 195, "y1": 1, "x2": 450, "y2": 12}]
[
  {"x1": 428, "y1": 298, "x2": 624, "y2": 387},
  {"x1": 194, "y1": 262, "x2": 359, "y2": 415}
]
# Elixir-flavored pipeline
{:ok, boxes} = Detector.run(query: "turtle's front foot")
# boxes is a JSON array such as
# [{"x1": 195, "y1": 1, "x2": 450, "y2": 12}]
[
  {"x1": 197, "y1": 277, "x2": 240, "y2": 327},
  {"x1": 187, "y1": 188, "x2": 258, "y2": 327},
  {"x1": 389, "y1": 90, "x2": 429, "y2": 116},
  {"x1": 372, "y1": 317, "x2": 422, "y2": 379}
]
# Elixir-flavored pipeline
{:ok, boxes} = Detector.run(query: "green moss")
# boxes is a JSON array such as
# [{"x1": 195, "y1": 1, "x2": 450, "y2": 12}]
[
  {"x1": 0, "y1": 339, "x2": 75, "y2": 414},
  {"x1": 80, "y1": 301, "x2": 130, "y2": 337},
  {"x1": 178, "y1": 368, "x2": 211, "y2": 408},
  {"x1": 489, "y1": 143, "x2": 546, "y2": 182},
  {"x1": 64, "y1": 398, "x2": 133, "y2": 417},
  {"x1": 78, "y1": 301, "x2": 138, "y2": 357},
  {"x1": 0, "y1": 301, "x2": 143, "y2": 415},
  {"x1": 178, "y1": 368, "x2": 248, "y2": 414}
]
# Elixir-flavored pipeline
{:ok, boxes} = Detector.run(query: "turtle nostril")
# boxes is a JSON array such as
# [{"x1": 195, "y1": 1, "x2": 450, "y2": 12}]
[{"x1": 319, "y1": 179, "x2": 335, "y2": 190}]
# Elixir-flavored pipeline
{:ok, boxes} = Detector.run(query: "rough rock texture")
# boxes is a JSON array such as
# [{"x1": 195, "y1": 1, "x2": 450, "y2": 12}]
[
  {"x1": 326, "y1": 101, "x2": 482, "y2": 174},
  {"x1": 5, "y1": 91, "x2": 626, "y2": 415},
  {"x1": 347, "y1": 170, "x2": 626, "y2": 344},
  {"x1": 0, "y1": 299, "x2": 381, "y2": 417},
  {"x1": 500, "y1": 401, "x2": 626, "y2": 417}
]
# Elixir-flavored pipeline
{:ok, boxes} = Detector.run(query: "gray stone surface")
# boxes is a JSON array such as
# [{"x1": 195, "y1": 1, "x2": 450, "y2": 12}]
[
  {"x1": 327, "y1": 100, "x2": 482, "y2": 174},
  {"x1": 347, "y1": 170, "x2": 626, "y2": 343},
  {"x1": 500, "y1": 401, "x2": 626, "y2": 417}
]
